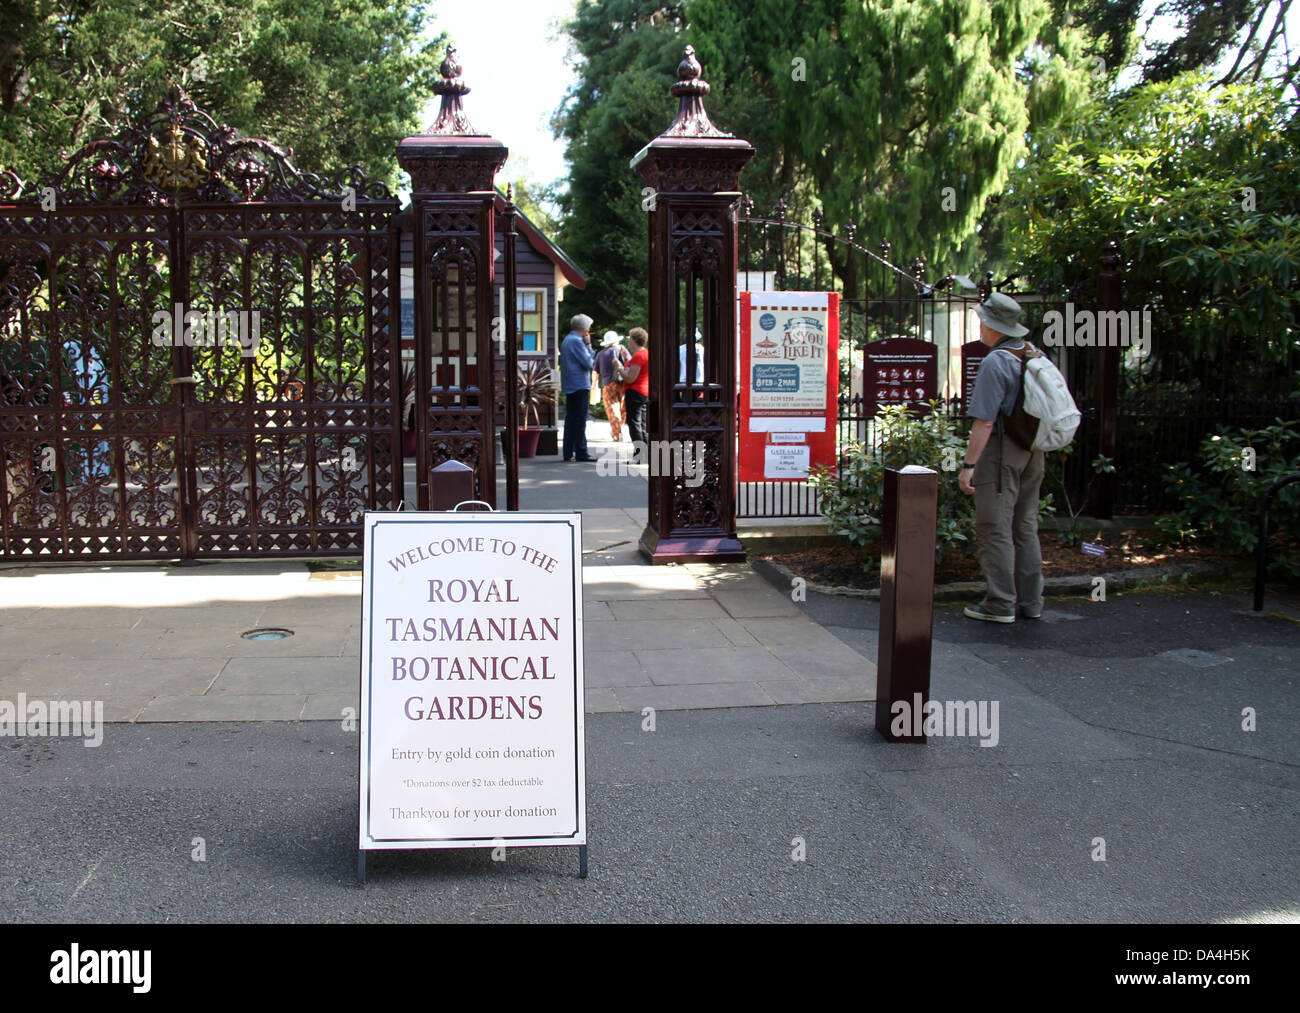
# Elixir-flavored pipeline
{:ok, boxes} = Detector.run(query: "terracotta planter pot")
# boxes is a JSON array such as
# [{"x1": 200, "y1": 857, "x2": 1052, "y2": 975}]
[{"x1": 518, "y1": 427, "x2": 542, "y2": 458}]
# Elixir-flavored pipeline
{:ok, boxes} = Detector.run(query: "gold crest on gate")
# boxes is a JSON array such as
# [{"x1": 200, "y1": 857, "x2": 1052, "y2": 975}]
[{"x1": 144, "y1": 124, "x2": 209, "y2": 191}]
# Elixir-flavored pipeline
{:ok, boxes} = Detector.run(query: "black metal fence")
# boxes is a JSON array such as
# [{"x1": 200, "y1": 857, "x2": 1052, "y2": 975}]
[
  {"x1": 736, "y1": 202, "x2": 1300, "y2": 520},
  {"x1": 736, "y1": 204, "x2": 991, "y2": 519}
]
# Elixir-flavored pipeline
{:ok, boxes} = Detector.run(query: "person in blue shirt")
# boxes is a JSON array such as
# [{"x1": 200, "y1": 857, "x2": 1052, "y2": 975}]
[{"x1": 559, "y1": 314, "x2": 597, "y2": 462}]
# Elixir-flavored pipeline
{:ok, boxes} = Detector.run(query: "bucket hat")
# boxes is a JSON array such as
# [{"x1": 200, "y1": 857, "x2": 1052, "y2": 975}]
[{"x1": 974, "y1": 292, "x2": 1029, "y2": 338}]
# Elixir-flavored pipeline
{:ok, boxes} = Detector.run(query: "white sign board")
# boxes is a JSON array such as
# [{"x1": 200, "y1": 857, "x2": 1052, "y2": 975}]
[
  {"x1": 358, "y1": 512, "x2": 586, "y2": 852},
  {"x1": 765, "y1": 444, "x2": 811, "y2": 479}
]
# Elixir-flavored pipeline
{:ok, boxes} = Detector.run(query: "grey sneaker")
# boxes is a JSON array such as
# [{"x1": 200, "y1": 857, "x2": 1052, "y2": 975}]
[
  {"x1": 964, "y1": 605, "x2": 1015, "y2": 624},
  {"x1": 1018, "y1": 606, "x2": 1042, "y2": 620}
]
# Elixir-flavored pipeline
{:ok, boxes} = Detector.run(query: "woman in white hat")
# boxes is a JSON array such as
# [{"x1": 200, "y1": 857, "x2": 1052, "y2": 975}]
[{"x1": 593, "y1": 330, "x2": 631, "y2": 442}]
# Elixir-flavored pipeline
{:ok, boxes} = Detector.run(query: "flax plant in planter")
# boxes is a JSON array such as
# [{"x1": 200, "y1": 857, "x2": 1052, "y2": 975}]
[{"x1": 516, "y1": 361, "x2": 557, "y2": 458}]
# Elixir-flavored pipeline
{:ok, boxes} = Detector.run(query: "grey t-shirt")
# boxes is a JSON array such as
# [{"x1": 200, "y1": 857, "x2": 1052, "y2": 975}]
[
  {"x1": 967, "y1": 340, "x2": 1026, "y2": 423},
  {"x1": 594, "y1": 345, "x2": 629, "y2": 386}
]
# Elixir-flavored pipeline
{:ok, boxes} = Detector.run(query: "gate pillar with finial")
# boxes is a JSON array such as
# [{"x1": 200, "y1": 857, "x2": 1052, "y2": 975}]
[
  {"x1": 398, "y1": 46, "x2": 508, "y2": 509},
  {"x1": 631, "y1": 46, "x2": 755, "y2": 563}
]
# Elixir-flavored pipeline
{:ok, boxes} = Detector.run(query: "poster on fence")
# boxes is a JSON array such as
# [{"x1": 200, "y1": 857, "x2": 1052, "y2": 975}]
[
  {"x1": 358, "y1": 511, "x2": 586, "y2": 852},
  {"x1": 739, "y1": 291, "x2": 839, "y2": 482},
  {"x1": 960, "y1": 339, "x2": 990, "y2": 411},
  {"x1": 861, "y1": 338, "x2": 939, "y2": 416}
]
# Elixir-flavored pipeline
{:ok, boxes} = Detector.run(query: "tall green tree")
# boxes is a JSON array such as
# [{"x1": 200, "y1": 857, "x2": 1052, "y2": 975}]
[
  {"x1": 0, "y1": 0, "x2": 444, "y2": 189},
  {"x1": 995, "y1": 72, "x2": 1299, "y2": 392},
  {"x1": 555, "y1": 0, "x2": 1107, "y2": 325},
  {"x1": 508, "y1": 176, "x2": 562, "y2": 242},
  {"x1": 1143, "y1": 0, "x2": 1270, "y2": 84},
  {"x1": 689, "y1": 0, "x2": 1106, "y2": 280},
  {"x1": 1048, "y1": 0, "x2": 1142, "y2": 83},
  {"x1": 552, "y1": 1, "x2": 688, "y2": 331}
]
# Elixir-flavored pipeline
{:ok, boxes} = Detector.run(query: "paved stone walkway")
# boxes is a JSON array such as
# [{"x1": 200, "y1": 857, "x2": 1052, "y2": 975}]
[
  {"x1": 0, "y1": 539, "x2": 873, "y2": 721},
  {"x1": 0, "y1": 417, "x2": 873, "y2": 721}
]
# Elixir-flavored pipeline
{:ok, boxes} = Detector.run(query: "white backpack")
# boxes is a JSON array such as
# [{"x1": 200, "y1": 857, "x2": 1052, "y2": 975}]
[{"x1": 995, "y1": 344, "x2": 1080, "y2": 453}]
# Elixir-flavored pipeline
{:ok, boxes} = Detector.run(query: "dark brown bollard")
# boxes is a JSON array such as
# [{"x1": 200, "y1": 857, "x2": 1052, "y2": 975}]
[
  {"x1": 429, "y1": 459, "x2": 476, "y2": 511},
  {"x1": 875, "y1": 465, "x2": 939, "y2": 743}
]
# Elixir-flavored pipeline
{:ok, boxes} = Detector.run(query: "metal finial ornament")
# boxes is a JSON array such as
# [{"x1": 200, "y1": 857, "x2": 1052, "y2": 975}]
[
  {"x1": 90, "y1": 157, "x2": 123, "y2": 199},
  {"x1": 662, "y1": 45, "x2": 731, "y2": 138},
  {"x1": 428, "y1": 45, "x2": 482, "y2": 136},
  {"x1": 229, "y1": 153, "x2": 269, "y2": 200},
  {"x1": 441, "y1": 46, "x2": 463, "y2": 80},
  {"x1": 678, "y1": 45, "x2": 702, "y2": 82}
]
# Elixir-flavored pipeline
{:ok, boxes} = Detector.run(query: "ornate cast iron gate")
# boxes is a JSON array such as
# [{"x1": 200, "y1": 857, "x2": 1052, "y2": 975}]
[{"x1": 0, "y1": 87, "x2": 400, "y2": 560}]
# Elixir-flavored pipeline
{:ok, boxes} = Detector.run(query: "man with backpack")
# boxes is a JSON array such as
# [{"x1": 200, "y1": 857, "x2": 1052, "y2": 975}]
[{"x1": 958, "y1": 292, "x2": 1068, "y2": 623}]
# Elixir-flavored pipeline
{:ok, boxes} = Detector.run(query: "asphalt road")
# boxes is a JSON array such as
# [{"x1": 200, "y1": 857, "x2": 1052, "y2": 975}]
[{"x1": 2, "y1": 576, "x2": 1296, "y2": 923}]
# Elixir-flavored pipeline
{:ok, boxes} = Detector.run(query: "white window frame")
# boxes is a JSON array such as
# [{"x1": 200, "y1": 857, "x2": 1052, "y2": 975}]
[{"x1": 499, "y1": 286, "x2": 549, "y2": 357}]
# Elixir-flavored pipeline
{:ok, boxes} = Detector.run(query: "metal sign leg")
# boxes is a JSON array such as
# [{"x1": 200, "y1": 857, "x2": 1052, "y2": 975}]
[
  {"x1": 578, "y1": 844, "x2": 588, "y2": 879},
  {"x1": 358, "y1": 850, "x2": 367, "y2": 884}
]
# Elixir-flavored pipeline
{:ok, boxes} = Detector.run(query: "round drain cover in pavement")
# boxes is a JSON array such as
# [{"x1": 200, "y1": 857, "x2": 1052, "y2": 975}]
[{"x1": 241, "y1": 628, "x2": 294, "y2": 641}]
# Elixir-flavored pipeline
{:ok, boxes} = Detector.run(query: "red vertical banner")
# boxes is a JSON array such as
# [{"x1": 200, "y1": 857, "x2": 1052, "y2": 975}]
[{"x1": 739, "y1": 292, "x2": 839, "y2": 483}]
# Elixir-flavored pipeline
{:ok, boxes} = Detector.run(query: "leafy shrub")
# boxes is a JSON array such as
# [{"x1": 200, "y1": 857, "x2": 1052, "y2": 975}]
[
  {"x1": 1155, "y1": 420, "x2": 1300, "y2": 578},
  {"x1": 1042, "y1": 449, "x2": 1116, "y2": 547},
  {"x1": 809, "y1": 404, "x2": 974, "y2": 571}
]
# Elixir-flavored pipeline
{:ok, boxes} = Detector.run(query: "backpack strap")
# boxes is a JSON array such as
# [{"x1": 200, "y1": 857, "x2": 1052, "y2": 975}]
[
  {"x1": 990, "y1": 347, "x2": 1028, "y2": 429},
  {"x1": 983, "y1": 346, "x2": 1024, "y2": 492},
  {"x1": 993, "y1": 340, "x2": 1039, "y2": 359}
]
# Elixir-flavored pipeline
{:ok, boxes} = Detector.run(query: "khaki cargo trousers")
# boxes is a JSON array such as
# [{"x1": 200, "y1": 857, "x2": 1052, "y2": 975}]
[{"x1": 972, "y1": 430, "x2": 1045, "y2": 617}]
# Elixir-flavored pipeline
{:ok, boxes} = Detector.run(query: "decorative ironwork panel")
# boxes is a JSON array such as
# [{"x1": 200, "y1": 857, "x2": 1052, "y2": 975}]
[
  {"x1": 182, "y1": 204, "x2": 399, "y2": 555},
  {"x1": 406, "y1": 189, "x2": 502, "y2": 509},
  {"x1": 0, "y1": 85, "x2": 399, "y2": 560},
  {"x1": 668, "y1": 403, "x2": 726, "y2": 529},
  {"x1": 0, "y1": 205, "x2": 183, "y2": 559}
]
